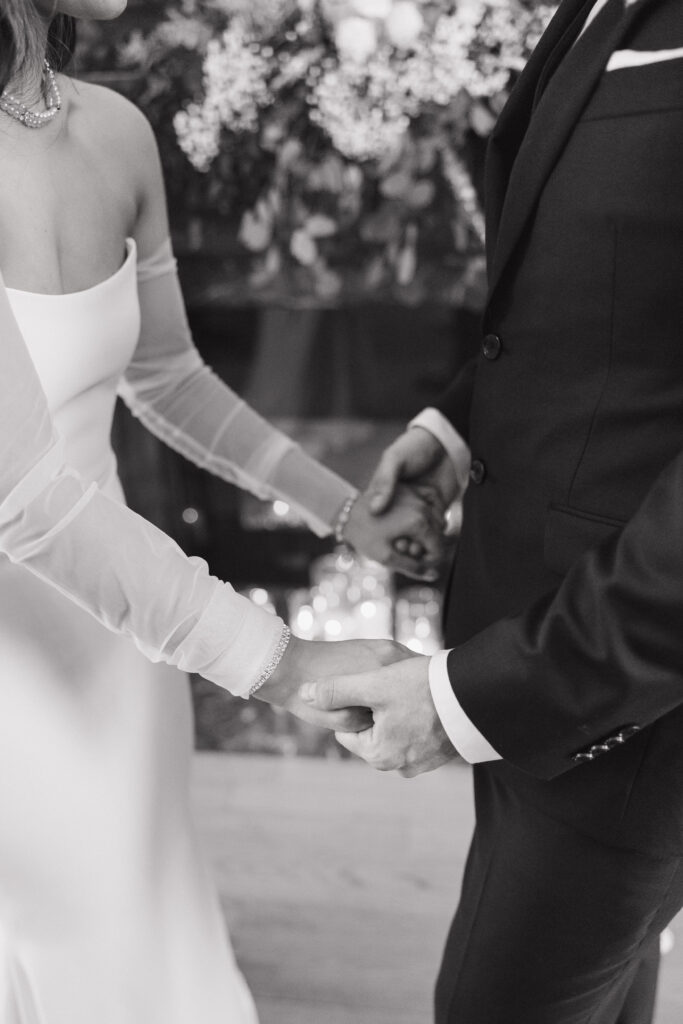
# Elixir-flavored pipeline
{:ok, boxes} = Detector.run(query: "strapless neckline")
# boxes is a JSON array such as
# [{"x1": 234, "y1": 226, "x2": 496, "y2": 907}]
[
  {"x1": 4, "y1": 238, "x2": 136, "y2": 299},
  {"x1": 5, "y1": 234, "x2": 141, "y2": 488}
]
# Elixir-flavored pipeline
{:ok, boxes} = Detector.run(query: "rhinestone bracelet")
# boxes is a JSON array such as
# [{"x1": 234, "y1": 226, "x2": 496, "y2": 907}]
[
  {"x1": 334, "y1": 494, "x2": 358, "y2": 546},
  {"x1": 246, "y1": 625, "x2": 292, "y2": 698}
]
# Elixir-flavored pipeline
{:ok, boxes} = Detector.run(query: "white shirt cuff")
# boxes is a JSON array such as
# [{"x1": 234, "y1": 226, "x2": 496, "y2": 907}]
[
  {"x1": 409, "y1": 408, "x2": 471, "y2": 491},
  {"x1": 429, "y1": 649, "x2": 502, "y2": 763}
]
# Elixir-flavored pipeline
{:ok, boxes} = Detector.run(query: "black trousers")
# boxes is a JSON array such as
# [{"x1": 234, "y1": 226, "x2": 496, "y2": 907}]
[{"x1": 435, "y1": 768, "x2": 683, "y2": 1024}]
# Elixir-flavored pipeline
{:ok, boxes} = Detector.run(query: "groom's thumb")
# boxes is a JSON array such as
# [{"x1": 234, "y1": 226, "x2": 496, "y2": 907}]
[
  {"x1": 367, "y1": 452, "x2": 400, "y2": 515},
  {"x1": 300, "y1": 676, "x2": 371, "y2": 711}
]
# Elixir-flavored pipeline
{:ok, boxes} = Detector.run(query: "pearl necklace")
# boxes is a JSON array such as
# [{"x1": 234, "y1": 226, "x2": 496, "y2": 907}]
[{"x1": 0, "y1": 60, "x2": 62, "y2": 129}]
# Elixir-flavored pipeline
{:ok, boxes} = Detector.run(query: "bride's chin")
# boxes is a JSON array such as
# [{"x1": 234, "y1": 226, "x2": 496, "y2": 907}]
[{"x1": 51, "y1": 0, "x2": 128, "y2": 19}]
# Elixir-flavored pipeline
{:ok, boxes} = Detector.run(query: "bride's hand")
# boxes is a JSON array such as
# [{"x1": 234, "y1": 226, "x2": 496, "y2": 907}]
[
  {"x1": 343, "y1": 484, "x2": 446, "y2": 580},
  {"x1": 255, "y1": 634, "x2": 414, "y2": 732}
]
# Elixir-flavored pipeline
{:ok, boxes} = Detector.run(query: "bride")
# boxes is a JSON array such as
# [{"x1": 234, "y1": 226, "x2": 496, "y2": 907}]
[{"x1": 0, "y1": 2, "x2": 444, "y2": 1020}]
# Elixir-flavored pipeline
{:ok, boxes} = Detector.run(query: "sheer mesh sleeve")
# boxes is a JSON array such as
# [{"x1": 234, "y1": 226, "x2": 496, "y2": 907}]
[
  {"x1": 118, "y1": 238, "x2": 355, "y2": 537},
  {"x1": 0, "y1": 272, "x2": 284, "y2": 697}
]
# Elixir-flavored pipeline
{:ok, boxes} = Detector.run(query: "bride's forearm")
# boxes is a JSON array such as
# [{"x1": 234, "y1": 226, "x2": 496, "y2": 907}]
[{"x1": 120, "y1": 250, "x2": 354, "y2": 536}]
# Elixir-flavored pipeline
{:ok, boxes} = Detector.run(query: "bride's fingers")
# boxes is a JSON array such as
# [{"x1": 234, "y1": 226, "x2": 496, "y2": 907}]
[
  {"x1": 385, "y1": 554, "x2": 438, "y2": 581},
  {"x1": 394, "y1": 536, "x2": 423, "y2": 556},
  {"x1": 396, "y1": 565, "x2": 440, "y2": 582},
  {"x1": 392, "y1": 532, "x2": 443, "y2": 563},
  {"x1": 299, "y1": 704, "x2": 372, "y2": 733},
  {"x1": 387, "y1": 551, "x2": 440, "y2": 581}
]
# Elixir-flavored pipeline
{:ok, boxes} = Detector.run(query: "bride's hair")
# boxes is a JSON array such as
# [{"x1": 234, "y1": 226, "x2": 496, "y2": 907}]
[{"x1": 0, "y1": 2, "x2": 76, "y2": 95}]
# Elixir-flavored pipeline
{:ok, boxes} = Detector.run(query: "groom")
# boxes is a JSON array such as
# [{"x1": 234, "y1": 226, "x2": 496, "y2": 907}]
[{"x1": 302, "y1": 0, "x2": 683, "y2": 1020}]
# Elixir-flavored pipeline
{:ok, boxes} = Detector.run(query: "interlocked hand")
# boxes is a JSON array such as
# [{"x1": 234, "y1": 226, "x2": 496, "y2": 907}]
[{"x1": 300, "y1": 655, "x2": 458, "y2": 777}]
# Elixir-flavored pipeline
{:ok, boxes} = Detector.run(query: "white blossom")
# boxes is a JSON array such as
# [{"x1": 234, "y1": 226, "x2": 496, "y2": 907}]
[
  {"x1": 203, "y1": 26, "x2": 272, "y2": 131},
  {"x1": 175, "y1": 22, "x2": 273, "y2": 170},
  {"x1": 173, "y1": 0, "x2": 558, "y2": 168},
  {"x1": 335, "y1": 16, "x2": 379, "y2": 62},
  {"x1": 153, "y1": 12, "x2": 208, "y2": 52},
  {"x1": 310, "y1": 53, "x2": 411, "y2": 160},
  {"x1": 385, "y1": 1, "x2": 423, "y2": 49},
  {"x1": 174, "y1": 103, "x2": 221, "y2": 172},
  {"x1": 351, "y1": 0, "x2": 392, "y2": 18}
]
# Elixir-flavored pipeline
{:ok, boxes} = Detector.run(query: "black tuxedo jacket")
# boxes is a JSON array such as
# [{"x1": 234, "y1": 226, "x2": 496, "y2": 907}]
[{"x1": 437, "y1": 0, "x2": 683, "y2": 855}]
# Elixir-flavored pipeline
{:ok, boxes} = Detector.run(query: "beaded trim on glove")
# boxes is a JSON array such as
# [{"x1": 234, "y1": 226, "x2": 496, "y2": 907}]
[{"x1": 247, "y1": 625, "x2": 292, "y2": 698}]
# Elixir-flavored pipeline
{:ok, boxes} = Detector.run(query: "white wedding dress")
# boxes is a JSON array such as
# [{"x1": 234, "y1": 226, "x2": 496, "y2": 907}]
[{"x1": 0, "y1": 238, "x2": 352, "y2": 1023}]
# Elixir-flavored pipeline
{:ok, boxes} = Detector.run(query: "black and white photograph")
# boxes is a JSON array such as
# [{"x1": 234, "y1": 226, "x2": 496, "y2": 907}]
[{"x1": 0, "y1": 0, "x2": 682, "y2": 1020}]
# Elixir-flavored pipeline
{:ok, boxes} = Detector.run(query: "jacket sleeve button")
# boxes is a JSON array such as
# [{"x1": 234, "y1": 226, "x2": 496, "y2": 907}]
[
  {"x1": 482, "y1": 333, "x2": 502, "y2": 360},
  {"x1": 616, "y1": 725, "x2": 641, "y2": 743}
]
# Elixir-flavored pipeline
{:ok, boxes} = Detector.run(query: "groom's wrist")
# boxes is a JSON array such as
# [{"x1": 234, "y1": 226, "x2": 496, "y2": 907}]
[
  {"x1": 429, "y1": 650, "x2": 502, "y2": 763},
  {"x1": 409, "y1": 409, "x2": 471, "y2": 489}
]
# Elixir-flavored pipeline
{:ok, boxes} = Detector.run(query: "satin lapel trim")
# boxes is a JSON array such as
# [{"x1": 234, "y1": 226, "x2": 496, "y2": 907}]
[
  {"x1": 487, "y1": 0, "x2": 653, "y2": 299},
  {"x1": 484, "y1": 0, "x2": 592, "y2": 270}
]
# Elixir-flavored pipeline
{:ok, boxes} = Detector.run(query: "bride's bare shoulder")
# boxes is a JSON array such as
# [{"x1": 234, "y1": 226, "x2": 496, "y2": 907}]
[
  {"x1": 64, "y1": 76, "x2": 157, "y2": 158},
  {"x1": 63, "y1": 76, "x2": 162, "y2": 203}
]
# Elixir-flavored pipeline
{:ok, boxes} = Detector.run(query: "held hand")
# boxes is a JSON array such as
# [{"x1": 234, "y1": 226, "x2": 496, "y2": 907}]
[
  {"x1": 256, "y1": 634, "x2": 414, "y2": 733},
  {"x1": 300, "y1": 656, "x2": 458, "y2": 778},
  {"x1": 344, "y1": 484, "x2": 446, "y2": 581},
  {"x1": 368, "y1": 427, "x2": 461, "y2": 518}
]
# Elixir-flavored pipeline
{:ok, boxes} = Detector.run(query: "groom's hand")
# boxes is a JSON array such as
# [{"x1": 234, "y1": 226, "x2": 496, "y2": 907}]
[
  {"x1": 368, "y1": 427, "x2": 461, "y2": 520},
  {"x1": 300, "y1": 656, "x2": 458, "y2": 777},
  {"x1": 344, "y1": 484, "x2": 446, "y2": 581}
]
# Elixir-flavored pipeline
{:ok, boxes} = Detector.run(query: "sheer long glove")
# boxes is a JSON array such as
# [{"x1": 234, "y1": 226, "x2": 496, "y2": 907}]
[
  {"x1": 0, "y1": 266, "x2": 285, "y2": 697},
  {"x1": 122, "y1": 240, "x2": 352, "y2": 536}
]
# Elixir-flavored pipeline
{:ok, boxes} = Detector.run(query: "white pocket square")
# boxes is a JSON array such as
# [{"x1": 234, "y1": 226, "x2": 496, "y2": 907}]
[{"x1": 606, "y1": 47, "x2": 683, "y2": 71}]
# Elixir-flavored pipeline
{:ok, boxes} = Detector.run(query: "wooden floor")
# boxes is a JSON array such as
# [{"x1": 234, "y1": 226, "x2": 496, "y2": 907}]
[{"x1": 192, "y1": 752, "x2": 683, "y2": 1024}]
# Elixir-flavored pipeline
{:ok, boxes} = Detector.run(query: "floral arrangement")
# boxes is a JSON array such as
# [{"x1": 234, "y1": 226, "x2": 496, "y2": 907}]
[{"x1": 98, "y1": 0, "x2": 557, "y2": 305}]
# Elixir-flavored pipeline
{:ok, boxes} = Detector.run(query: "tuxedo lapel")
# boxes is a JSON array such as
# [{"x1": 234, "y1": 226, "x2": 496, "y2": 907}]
[
  {"x1": 486, "y1": 0, "x2": 656, "y2": 300},
  {"x1": 484, "y1": 0, "x2": 593, "y2": 272}
]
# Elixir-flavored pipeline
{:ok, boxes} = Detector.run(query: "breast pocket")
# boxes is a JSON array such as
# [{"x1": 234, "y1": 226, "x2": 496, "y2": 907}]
[
  {"x1": 582, "y1": 55, "x2": 683, "y2": 121},
  {"x1": 543, "y1": 505, "x2": 627, "y2": 577}
]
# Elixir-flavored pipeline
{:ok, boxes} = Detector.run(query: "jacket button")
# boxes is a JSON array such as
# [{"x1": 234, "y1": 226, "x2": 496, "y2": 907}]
[
  {"x1": 469, "y1": 459, "x2": 486, "y2": 485},
  {"x1": 482, "y1": 333, "x2": 502, "y2": 360}
]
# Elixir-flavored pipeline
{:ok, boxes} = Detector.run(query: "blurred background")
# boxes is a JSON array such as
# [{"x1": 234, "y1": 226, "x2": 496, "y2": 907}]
[{"x1": 74, "y1": 4, "x2": 683, "y2": 1021}]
